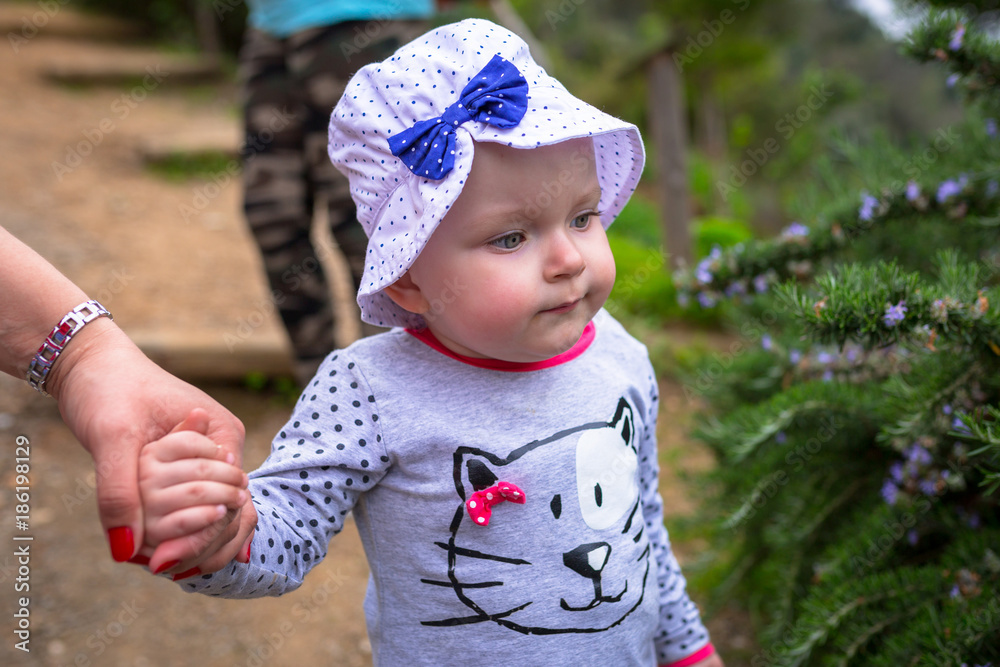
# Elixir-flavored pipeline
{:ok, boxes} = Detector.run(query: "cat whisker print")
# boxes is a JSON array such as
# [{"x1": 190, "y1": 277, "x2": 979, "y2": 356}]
[{"x1": 420, "y1": 398, "x2": 652, "y2": 634}]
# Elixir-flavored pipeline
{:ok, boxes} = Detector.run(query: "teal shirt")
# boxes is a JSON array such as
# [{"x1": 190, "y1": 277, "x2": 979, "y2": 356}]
[{"x1": 247, "y1": 0, "x2": 434, "y2": 38}]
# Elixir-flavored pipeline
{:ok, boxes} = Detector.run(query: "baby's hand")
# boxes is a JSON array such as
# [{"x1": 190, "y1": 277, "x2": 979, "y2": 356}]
[{"x1": 138, "y1": 409, "x2": 248, "y2": 575}]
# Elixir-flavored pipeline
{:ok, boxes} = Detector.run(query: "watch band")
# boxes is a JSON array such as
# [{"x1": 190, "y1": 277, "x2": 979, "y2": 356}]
[{"x1": 26, "y1": 300, "x2": 113, "y2": 396}]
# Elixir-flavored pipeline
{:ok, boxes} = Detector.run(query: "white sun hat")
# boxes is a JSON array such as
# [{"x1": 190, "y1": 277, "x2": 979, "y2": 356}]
[{"x1": 328, "y1": 18, "x2": 645, "y2": 328}]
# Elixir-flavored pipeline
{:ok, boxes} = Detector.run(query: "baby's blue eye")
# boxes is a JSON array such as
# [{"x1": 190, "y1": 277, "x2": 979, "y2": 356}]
[{"x1": 491, "y1": 232, "x2": 524, "y2": 250}]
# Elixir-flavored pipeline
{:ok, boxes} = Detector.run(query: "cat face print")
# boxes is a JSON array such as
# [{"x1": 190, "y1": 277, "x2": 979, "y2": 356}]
[{"x1": 421, "y1": 398, "x2": 651, "y2": 634}]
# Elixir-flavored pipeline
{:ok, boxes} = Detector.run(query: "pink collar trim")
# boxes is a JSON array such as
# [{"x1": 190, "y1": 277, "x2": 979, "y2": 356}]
[{"x1": 405, "y1": 321, "x2": 596, "y2": 372}]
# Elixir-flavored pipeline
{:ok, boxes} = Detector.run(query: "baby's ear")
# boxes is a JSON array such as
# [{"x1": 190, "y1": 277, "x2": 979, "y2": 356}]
[{"x1": 382, "y1": 271, "x2": 430, "y2": 315}]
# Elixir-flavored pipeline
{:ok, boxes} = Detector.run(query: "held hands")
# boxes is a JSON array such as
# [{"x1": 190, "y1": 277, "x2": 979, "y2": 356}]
[
  {"x1": 48, "y1": 320, "x2": 255, "y2": 572},
  {"x1": 138, "y1": 409, "x2": 256, "y2": 577}
]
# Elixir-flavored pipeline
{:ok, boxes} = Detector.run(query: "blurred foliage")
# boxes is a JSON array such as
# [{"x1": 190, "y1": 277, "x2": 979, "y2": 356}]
[
  {"x1": 607, "y1": 193, "x2": 751, "y2": 325},
  {"x1": 144, "y1": 150, "x2": 236, "y2": 181},
  {"x1": 73, "y1": 0, "x2": 247, "y2": 52},
  {"x1": 674, "y1": 2, "x2": 1000, "y2": 663}
]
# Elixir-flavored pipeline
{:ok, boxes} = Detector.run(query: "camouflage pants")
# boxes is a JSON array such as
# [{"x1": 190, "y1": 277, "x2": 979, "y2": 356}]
[{"x1": 239, "y1": 20, "x2": 425, "y2": 378}]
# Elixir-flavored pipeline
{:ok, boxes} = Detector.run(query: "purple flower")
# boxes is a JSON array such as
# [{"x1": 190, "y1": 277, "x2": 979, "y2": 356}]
[
  {"x1": 952, "y1": 416, "x2": 971, "y2": 435},
  {"x1": 919, "y1": 479, "x2": 938, "y2": 496},
  {"x1": 753, "y1": 274, "x2": 769, "y2": 293},
  {"x1": 725, "y1": 280, "x2": 747, "y2": 297},
  {"x1": 881, "y1": 479, "x2": 899, "y2": 505},
  {"x1": 968, "y1": 512, "x2": 981, "y2": 529},
  {"x1": 906, "y1": 443, "x2": 932, "y2": 466},
  {"x1": 781, "y1": 222, "x2": 810, "y2": 238},
  {"x1": 890, "y1": 462, "x2": 904, "y2": 483},
  {"x1": 949, "y1": 24, "x2": 965, "y2": 51},
  {"x1": 816, "y1": 351, "x2": 834, "y2": 365},
  {"x1": 907, "y1": 529, "x2": 918, "y2": 546},
  {"x1": 762, "y1": 334, "x2": 773, "y2": 350},
  {"x1": 859, "y1": 193, "x2": 879, "y2": 221},
  {"x1": 905, "y1": 181, "x2": 920, "y2": 202},
  {"x1": 883, "y1": 300, "x2": 908, "y2": 327},
  {"x1": 988, "y1": 180, "x2": 1000, "y2": 198},
  {"x1": 789, "y1": 349, "x2": 802, "y2": 364},
  {"x1": 946, "y1": 73, "x2": 960, "y2": 88},
  {"x1": 987, "y1": 118, "x2": 998, "y2": 137},
  {"x1": 697, "y1": 292, "x2": 717, "y2": 308},
  {"x1": 942, "y1": 404, "x2": 953, "y2": 415},
  {"x1": 775, "y1": 431, "x2": 787, "y2": 444},
  {"x1": 677, "y1": 292, "x2": 690, "y2": 308},
  {"x1": 937, "y1": 179, "x2": 963, "y2": 202},
  {"x1": 695, "y1": 265, "x2": 713, "y2": 284},
  {"x1": 822, "y1": 369, "x2": 834, "y2": 382},
  {"x1": 950, "y1": 584, "x2": 961, "y2": 598}
]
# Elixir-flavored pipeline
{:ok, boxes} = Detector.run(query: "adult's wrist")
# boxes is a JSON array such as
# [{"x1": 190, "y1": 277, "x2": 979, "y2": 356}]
[{"x1": 44, "y1": 315, "x2": 130, "y2": 402}]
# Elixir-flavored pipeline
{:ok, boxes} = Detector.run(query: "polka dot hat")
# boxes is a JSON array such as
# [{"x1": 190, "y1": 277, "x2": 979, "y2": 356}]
[{"x1": 328, "y1": 18, "x2": 645, "y2": 329}]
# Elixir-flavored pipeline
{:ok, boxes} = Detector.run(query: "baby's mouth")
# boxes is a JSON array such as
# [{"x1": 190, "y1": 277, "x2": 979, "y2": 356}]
[{"x1": 542, "y1": 297, "x2": 582, "y2": 314}]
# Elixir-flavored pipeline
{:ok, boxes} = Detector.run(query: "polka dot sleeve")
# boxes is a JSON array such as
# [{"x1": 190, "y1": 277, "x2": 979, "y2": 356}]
[
  {"x1": 177, "y1": 352, "x2": 389, "y2": 599},
  {"x1": 636, "y1": 363, "x2": 712, "y2": 664}
]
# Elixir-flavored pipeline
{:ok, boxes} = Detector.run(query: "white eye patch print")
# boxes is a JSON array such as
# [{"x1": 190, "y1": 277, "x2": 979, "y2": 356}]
[{"x1": 576, "y1": 405, "x2": 637, "y2": 531}]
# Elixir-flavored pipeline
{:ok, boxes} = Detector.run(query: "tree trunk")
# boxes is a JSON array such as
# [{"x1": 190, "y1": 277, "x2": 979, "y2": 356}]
[
  {"x1": 697, "y1": 79, "x2": 727, "y2": 160},
  {"x1": 647, "y1": 51, "x2": 692, "y2": 270},
  {"x1": 192, "y1": 0, "x2": 221, "y2": 58}
]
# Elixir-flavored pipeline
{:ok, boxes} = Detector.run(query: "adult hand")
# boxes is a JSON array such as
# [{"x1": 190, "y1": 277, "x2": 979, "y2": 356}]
[{"x1": 47, "y1": 317, "x2": 255, "y2": 572}]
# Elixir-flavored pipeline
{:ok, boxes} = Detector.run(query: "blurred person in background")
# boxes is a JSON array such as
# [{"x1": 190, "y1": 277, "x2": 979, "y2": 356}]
[{"x1": 240, "y1": 0, "x2": 433, "y2": 384}]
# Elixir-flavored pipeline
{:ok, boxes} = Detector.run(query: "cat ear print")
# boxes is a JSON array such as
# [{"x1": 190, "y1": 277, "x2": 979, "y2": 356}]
[
  {"x1": 610, "y1": 398, "x2": 635, "y2": 448},
  {"x1": 466, "y1": 459, "x2": 498, "y2": 491}
]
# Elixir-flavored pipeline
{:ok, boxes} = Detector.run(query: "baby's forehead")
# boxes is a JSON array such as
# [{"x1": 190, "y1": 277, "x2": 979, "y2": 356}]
[{"x1": 469, "y1": 138, "x2": 598, "y2": 181}]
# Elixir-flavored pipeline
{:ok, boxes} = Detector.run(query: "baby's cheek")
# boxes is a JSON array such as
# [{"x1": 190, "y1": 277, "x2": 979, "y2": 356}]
[{"x1": 588, "y1": 244, "x2": 616, "y2": 305}]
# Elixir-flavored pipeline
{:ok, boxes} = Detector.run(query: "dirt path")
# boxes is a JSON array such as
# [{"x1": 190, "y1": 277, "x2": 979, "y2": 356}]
[{"x1": 0, "y1": 4, "x2": 750, "y2": 664}]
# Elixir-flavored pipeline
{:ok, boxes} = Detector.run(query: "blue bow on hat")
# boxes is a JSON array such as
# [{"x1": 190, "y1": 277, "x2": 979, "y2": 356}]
[{"x1": 388, "y1": 54, "x2": 528, "y2": 180}]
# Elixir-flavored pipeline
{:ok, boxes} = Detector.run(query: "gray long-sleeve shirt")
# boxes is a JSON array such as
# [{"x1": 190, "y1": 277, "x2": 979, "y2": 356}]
[{"x1": 179, "y1": 310, "x2": 711, "y2": 665}]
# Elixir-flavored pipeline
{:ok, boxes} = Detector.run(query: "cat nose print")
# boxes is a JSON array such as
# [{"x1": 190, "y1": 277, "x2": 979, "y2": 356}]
[{"x1": 563, "y1": 542, "x2": 611, "y2": 579}]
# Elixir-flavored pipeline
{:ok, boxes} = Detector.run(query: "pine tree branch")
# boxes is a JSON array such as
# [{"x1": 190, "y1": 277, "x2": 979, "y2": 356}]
[
  {"x1": 903, "y1": 9, "x2": 1000, "y2": 110},
  {"x1": 675, "y1": 174, "x2": 1000, "y2": 311}
]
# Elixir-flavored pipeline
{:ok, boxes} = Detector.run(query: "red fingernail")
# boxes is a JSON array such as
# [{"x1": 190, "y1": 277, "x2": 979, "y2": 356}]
[
  {"x1": 172, "y1": 567, "x2": 201, "y2": 581},
  {"x1": 153, "y1": 560, "x2": 180, "y2": 575},
  {"x1": 107, "y1": 527, "x2": 134, "y2": 563},
  {"x1": 128, "y1": 555, "x2": 150, "y2": 566}
]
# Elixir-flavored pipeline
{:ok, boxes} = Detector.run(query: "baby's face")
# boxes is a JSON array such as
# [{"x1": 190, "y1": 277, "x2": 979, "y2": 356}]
[{"x1": 405, "y1": 138, "x2": 615, "y2": 362}]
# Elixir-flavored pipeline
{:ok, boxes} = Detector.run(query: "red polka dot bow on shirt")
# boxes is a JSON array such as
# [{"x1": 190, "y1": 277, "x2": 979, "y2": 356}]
[{"x1": 465, "y1": 481, "x2": 526, "y2": 526}]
